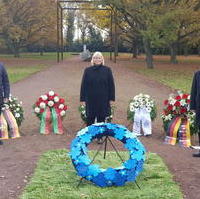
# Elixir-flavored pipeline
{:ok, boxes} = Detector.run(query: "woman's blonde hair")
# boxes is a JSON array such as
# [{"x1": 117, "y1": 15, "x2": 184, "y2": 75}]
[{"x1": 91, "y1": 51, "x2": 104, "y2": 65}]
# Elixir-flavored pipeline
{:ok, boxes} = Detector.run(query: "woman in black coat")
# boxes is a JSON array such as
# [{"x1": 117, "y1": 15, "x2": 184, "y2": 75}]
[
  {"x1": 190, "y1": 70, "x2": 200, "y2": 157},
  {"x1": 80, "y1": 51, "x2": 115, "y2": 131},
  {"x1": 0, "y1": 63, "x2": 10, "y2": 145}
]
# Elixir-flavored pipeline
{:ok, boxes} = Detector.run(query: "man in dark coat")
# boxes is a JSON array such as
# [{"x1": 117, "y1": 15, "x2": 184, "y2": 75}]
[
  {"x1": 0, "y1": 63, "x2": 10, "y2": 145},
  {"x1": 190, "y1": 70, "x2": 200, "y2": 157},
  {"x1": 80, "y1": 52, "x2": 115, "y2": 142}
]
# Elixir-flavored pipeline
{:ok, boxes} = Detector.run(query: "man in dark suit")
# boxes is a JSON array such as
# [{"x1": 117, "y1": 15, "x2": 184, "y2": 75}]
[
  {"x1": 0, "y1": 63, "x2": 10, "y2": 145},
  {"x1": 190, "y1": 70, "x2": 200, "y2": 157}
]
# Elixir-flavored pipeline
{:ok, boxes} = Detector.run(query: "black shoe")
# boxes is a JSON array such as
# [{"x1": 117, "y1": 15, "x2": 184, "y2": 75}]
[
  {"x1": 0, "y1": 140, "x2": 3, "y2": 145},
  {"x1": 193, "y1": 152, "x2": 200, "y2": 157},
  {"x1": 97, "y1": 138, "x2": 103, "y2": 144}
]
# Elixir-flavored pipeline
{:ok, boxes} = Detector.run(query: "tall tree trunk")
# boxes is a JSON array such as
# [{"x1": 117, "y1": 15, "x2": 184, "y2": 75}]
[
  {"x1": 143, "y1": 38, "x2": 154, "y2": 69},
  {"x1": 13, "y1": 47, "x2": 20, "y2": 58},
  {"x1": 132, "y1": 42, "x2": 138, "y2": 59},
  {"x1": 198, "y1": 46, "x2": 200, "y2": 56},
  {"x1": 184, "y1": 46, "x2": 188, "y2": 57},
  {"x1": 170, "y1": 43, "x2": 178, "y2": 64}
]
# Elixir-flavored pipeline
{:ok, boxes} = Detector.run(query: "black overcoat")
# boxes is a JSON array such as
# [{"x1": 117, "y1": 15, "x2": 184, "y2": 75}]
[
  {"x1": 80, "y1": 64, "x2": 115, "y2": 118},
  {"x1": 0, "y1": 63, "x2": 10, "y2": 105},
  {"x1": 190, "y1": 71, "x2": 200, "y2": 127}
]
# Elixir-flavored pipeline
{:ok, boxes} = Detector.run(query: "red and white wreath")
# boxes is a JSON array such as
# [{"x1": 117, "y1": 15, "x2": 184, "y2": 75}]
[{"x1": 33, "y1": 90, "x2": 67, "y2": 119}]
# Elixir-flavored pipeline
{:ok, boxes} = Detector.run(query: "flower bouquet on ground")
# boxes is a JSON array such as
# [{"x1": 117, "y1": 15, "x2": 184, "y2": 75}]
[
  {"x1": 0, "y1": 95, "x2": 23, "y2": 140},
  {"x1": 33, "y1": 91, "x2": 67, "y2": 135},
  {"x1": 78, "y1": 105, "x2": 114, "y2": 124},
  {"x1": 161, "y1": 91, "x2": 197, "y2": 147},
  {"x1": 127, "y1": 93, "x2": 157, "y2": 136}
]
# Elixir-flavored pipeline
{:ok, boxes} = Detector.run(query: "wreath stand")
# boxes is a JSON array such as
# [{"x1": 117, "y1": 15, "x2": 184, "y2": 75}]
[{"x1": 77, "y1": 134, "x2": 141, "y2": 189}]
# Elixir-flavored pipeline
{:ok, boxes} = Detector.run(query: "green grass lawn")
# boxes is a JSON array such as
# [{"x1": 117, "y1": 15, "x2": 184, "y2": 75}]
[
  {"x1": 119, "y1": 54, "x2": 200, "y2": 93},
  {"x1": 0, "y1": 52, "x2": 72, "y2": 60},
  {"x1": 0, "y1": 52, "x2": 73, "y2": 83},
  {"x1": 20, "y1": 150, "x2": 183, "y2": 199},
  {"x1": 7, "y1": 64, "x2": 48, "y2": 83},
  {"x1": 134, "y1": 67, "x2": 193, "y2": 93}
]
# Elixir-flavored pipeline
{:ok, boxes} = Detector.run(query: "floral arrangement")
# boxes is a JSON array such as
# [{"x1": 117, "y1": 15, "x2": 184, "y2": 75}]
[
  {"x1": 161, "y1": 91, "x2": 197, "y2": 134},
  {"x1": 79, "y1": 105, "x2": 114, "y2": 124},
  {"x1": 2, "y1": 95, "x2": 24, "y2": 126},
  {"x1": 70, "y1": 123, "x2": 145, "y2": 187},
  {"x1": 33, "y1": 90, "x2": 67, "y2": 120},
  {"x1": 127, "y1": 93, "x2": 157, "y2": 121}
]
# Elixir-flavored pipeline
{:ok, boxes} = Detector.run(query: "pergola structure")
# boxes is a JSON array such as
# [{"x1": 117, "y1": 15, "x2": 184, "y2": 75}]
[{"x1": 56, "y1": 0, "x2": 118, "y2": 63}]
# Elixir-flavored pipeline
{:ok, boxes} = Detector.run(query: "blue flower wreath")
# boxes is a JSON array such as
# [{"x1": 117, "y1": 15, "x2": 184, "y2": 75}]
[{"x1": 69, "y1": 123, "x2": 146, "y2": 187}]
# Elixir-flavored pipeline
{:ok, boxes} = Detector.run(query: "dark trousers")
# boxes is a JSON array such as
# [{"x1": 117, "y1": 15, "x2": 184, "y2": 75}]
[
  {"x1": 0, "y1": 105, "x2": 2, "y2": 144},
  {"x1": 86, "y1": 116, "x2": 105, "y2": 126},
  {"x1": 198, "y1": 127, "x2": 200, "y2": 146}
]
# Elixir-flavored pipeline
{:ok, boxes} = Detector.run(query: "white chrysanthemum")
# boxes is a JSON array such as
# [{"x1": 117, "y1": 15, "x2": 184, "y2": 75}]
[
  {"x1": 146, "y1": 107, "x2": 151, "y2": 113},
  {"x1": 16, "y1": 108, "x2": 20, "y2": 111},
  {"x1": 162, "y1": 114, "x2": 172, "y2": 121},
  {"x1": 82, "y1": 110, "x2": 86, "y2": 114},
  {"x1": 130, "y1": 102, "x2": 134, "y2": 107},
  {"x1": 138, "y1": 98, "x2": 143, "y2": 102},
  {"x1": 60, "y1": 110, "x2": 66, "y2": 116},
  {"x1": 130, "y1": 106, "x2": 135, "y2": 112},
  {"x1": 144, "y1": 94, "x2": 150, "y2": 98},
  {"x1": 49, "y1": 91, "x2": 55, "y2": 96},
  {"x1": 2, "y1": 107, "x2": 5, "y2": 111},
  {"x1": 40, "y1": 102, "x2": 46, "y2": 109},
  {"x1": 34, "y1": 107, "x2": 40, "y2": 113},
  {"x1": 54, "y1": 96, "x2": 59, "y2": 102},
  {"x1": 149, "y1": 101, "x2": 153, "y2": 106},
  {"x1": 41, "y1": 95, "x2": 48, "y2": 100},
  {"x1": 20, "y1": 101, "x2": 23, "y2": 105},
  {"x1": 134, "y1": 102, "x2": 139, "y2": 107},
  {"x1": 169, "y1": 98, "x2": 176, "y2": 105},
  {"x1": 180, "y1": 99, "x2": 186, "y2": 106},
  {"x1": 15, "y1": 113, "x2": 20, "y2": 118},
  {"x1": 146, "y1": 102, "x2": 151, "y2": 107},
  {"x1": 4, "y1": 104, "x2": 9, "y2": 109},
  {"x1": 172, "y1": 105, "x2": 176, "y2": 111},
  {"x1": 48, "y1": 101, "x2": 54, "y2": 107},
  {"x1": 59, "y1": 104, "x2": 64, "y2": 109}
]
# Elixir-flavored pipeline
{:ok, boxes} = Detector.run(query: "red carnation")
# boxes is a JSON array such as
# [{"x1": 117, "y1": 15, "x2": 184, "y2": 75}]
[
  {"x1": 59, "y1": 98, "x2": 65, "y2": 104},
  {"x1": 175, "y1": 95, "x2": 181, "y2": 100},
  {"x1": 164, "y1": 110, "x2": 169, "y2": 115},
  {"x1": 36, "y1": 101, "x2": 40, "y2": 106},
  {"x1": 180, "y1": 108, "x2": 187, "y2": 113},
  {"x1": 48, "y1": 96, "x2": 54, "y2": 101},
  {"x1": 63, "y1": 105, "x2": 68, "y2": 110},
  {"x1": 167, "y1": 105, "x2": 173, "y2": 111},
  {"x1": 182, "y1": 94, "x2": 188, "y2": 99},
  {"x1": 164, "y1": 100, "x2": 168, "y2": 105},
  {"x1": 40, "y1": 109, "x2": 44, "y2": 113},
  {"x1": 174, "y1": 101, "x2": 181, "y2": 107},
  {"x1": 187, "y1": 99, "x2": 191, "y2": 104}
]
